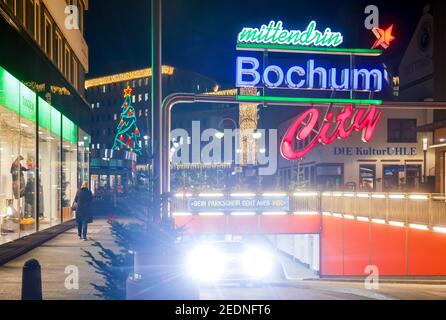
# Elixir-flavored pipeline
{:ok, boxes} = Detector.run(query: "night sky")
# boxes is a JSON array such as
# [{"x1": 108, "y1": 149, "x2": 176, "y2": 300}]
[{"x1": 86, "y1": 0, "x2": 429, "y2": 87}]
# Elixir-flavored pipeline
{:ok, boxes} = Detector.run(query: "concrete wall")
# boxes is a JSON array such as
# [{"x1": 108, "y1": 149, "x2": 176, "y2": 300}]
[{"x1": 268, "y1": 234, "x2": 320, "y2": 272}]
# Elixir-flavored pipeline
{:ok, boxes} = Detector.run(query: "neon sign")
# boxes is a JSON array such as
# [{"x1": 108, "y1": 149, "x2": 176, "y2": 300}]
[
  {"x1": 238, "y1": 20, "x2": 344, "y2": 48},
  {"x1": 281, "y1": 105, "x2": 382, "y2": 160},
  {"x1": 236, "y1": 57, "x2": 383, "y2": 92},
  {"x1": 371, "y1": 25, "x2": 395, "y2": 49}
]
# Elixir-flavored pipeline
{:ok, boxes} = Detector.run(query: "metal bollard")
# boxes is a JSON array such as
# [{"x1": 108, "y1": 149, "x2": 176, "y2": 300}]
[{"x1": 21, "y1": 259, "x2": 42, "y2": 300}]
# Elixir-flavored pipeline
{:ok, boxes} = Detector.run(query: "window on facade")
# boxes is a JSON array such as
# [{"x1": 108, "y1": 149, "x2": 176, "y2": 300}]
[
  {"x1": 114, "y1": 114, "x2": 117, "y2": 121},
  {"x1": 15, "y1": 0, "x2": 24, "y2": 22},
  {"x1": 72, "y1": 59, "x2": 78, "y2": 90},
  {"x1": 315, "y1": 164, "x2": 344, "y2": 190},
  {"x1": 359, "y1": 164, "x2": 376, "y2": 191},
  {"x1": 64, "y1": 45, "x2": 71, "y2": 81},
  {"x1": 44, "y1": 14, "x2": 52, "y2": 57},
  {"x1": 78, "y1": 0, "x2": 84, "y2": 34},
  {"x1": 54, "y1": 31, "x2": 63, "y2": 70},
  {"x1": 25, "y1": 0, "x2": 34, "y2": 36},
  {"x1": 145, "y1": 93, "x2": 149, "y2": 101},
  {"x1": 34, "y1": 0, "x2": 40, "y2": 44},
  {"x1": 388, "y1": 119, "x2": 417, "y2": 143},
  {"x1": 3, "y1": 0, "x2": 15, "y2": 11},
  {"x1": 132, "y1": 96, "x2": 136, "y2": 103}
]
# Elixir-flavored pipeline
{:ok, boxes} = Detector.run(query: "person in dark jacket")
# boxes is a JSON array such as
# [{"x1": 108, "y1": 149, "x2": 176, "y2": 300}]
[{"x1": 74, "y1": 181, "x2": 93, "y2": 240}]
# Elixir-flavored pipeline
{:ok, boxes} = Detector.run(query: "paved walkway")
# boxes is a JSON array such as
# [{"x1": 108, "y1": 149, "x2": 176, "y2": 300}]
[{"x1": 0, "y1": 218, "x2": 116, "y2": 300}]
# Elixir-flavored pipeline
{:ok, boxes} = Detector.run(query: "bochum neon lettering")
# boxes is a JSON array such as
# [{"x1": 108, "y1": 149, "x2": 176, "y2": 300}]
[
  {"x1": 236, "y1": 56, "x2": 383, "y2": 92},
  {"x1": 237, "y1": 20, "x2": 344, "y2": 47},
  {"x1": 281, "y1": 105, "x2": 382, "y2": 160}
]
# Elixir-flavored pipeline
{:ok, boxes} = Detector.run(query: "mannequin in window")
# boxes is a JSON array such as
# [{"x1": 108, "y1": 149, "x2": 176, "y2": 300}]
[{"x1": 11, "y1": 156, "x2": 28, "y2": 199}]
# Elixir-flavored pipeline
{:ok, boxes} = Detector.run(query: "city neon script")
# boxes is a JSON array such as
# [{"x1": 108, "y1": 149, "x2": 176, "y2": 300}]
[
  {"x1": 237, "y1": 20, "x2": 344, "y2": 47},
  {"x1": 281, "y1": 105, "x2": 382, "y2": 160}
]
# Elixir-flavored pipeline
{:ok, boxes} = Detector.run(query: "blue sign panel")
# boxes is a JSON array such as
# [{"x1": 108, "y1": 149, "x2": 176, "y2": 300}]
[{"x1": 187, "y1": 196, "x2": 290, "y2": 212}]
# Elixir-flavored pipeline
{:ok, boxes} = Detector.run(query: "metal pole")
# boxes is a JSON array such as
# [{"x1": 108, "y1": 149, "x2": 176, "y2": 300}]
[{"x1": 151, "y1": 0, "x2": 163, "y2": 221}]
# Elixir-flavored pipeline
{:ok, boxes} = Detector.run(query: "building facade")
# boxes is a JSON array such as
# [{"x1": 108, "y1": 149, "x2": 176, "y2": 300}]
[
  {"x1": 85, "y1": 67, "x2": 219, "y2": 194},
  {"x1": 0, "y1": 0, "x2": 91, "y2": 246}
]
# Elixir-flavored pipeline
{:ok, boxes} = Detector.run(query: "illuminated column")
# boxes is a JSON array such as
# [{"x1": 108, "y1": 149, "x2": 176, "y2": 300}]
[{"x1": 239, "y1": 87, "x2": 259, "y2": 166}]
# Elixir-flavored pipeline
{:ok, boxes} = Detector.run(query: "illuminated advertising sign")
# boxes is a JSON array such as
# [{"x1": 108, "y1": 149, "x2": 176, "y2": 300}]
[
  {"x1": 235, "y1": 18, "x2": 388, "y2": 161},
  {"x1": 187, "y1": 196, "x2": 290, "y2": 212},
  {"x1": 236, "y1": 56, "x2": 383, "y2": 92},
  {"x1": 281, "y1": 105, "x2": 382, "y2": 160},
  {"x1": 238, "y1": 20, "x2": 343, "y2": 48}
]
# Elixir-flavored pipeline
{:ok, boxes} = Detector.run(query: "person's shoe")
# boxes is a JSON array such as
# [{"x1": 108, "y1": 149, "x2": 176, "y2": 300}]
[{"x1": 82, "y1": 238, "x2": 88, "y2": 241}]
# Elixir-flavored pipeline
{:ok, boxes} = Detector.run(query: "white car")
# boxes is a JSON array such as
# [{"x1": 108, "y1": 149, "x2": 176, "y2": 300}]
[{"x1": 185, "y1": 241, "x2": 277, "y2": 284}]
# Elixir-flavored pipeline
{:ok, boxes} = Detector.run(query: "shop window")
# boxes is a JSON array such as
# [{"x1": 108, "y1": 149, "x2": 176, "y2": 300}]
[
  {"x1": 0, "y1": 69, "x2": 37, "y2": 245},
  {"x1": 38, "y1": 98, "x2": 61, "y2": 230},
  {"x1": 388, "y1": 119, "x2": 417, "y2": 143},
  {"x1": 61, "y1": 116, "x2": 78, "y2": 222},
  {"x1": 383, "y1": 164, "x2": 422, "y2": 192},
  {"x1": 78, "y1": 129, "x2": 90, "y2": 193},
  {"x1": 315, "y1": 164, "x2": 344, "y2": 190},
  {"x1": 359, "y1": 164, "x2": 376, "y2": 191}
]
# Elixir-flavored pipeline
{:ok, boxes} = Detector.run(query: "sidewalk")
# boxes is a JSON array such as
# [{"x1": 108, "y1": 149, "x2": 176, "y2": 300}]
[{"x1": 0, "y1": 218, "x2": 118, "y2": 300}]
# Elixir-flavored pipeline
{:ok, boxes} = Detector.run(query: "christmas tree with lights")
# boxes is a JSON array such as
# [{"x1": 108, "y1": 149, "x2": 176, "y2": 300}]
[{"x1": 112, "y1": 86, "x2": 142, "y2": 155}]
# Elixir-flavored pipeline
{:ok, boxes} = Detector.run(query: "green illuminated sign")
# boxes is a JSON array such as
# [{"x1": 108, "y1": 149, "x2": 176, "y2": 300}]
[
  {"x1": 38, "y1": 97, "x2": 51, "y2": 131},
  {"x1": 236, "y1": 95, "x2": 382, "y2": 106},
  {"x1": 0, "y1": 67, "x2": 20, "y2": 114},
  {"x1": 236, "y1": 43, "x2": 382, "y2": 57},
  {"x1": 238, "y1": 20, "x2": 343, "y2": 48},
  {"x1": 20, "y1": 83, "x2": 36, "y2": 122},
  {"x1": 62, "y1": 115, "x2": 77, "y2": 144}
]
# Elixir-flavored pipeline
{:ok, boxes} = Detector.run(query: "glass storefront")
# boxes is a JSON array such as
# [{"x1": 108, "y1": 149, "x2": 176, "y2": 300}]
[
  {"x1": 0, "y1": 66, "x2": 89, "y2": 245},
  {"x1": 38, "y1": 98, "x2": 62, "y2": 231}
]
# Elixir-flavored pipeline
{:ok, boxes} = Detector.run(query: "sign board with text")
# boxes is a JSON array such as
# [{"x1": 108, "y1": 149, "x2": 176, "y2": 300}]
[{"x1": 187, "y1": 196, "x2": 290, "y2": 212}]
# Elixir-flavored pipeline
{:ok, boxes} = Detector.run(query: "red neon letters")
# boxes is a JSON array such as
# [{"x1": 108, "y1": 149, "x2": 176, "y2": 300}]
[{"x1": 281, "y1": 104, "x2": 382, "y2": 160}]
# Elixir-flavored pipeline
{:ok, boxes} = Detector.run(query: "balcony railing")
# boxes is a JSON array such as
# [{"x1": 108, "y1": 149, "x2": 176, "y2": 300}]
[{"x1": 171, "y1": 192, "x2": 446, "y2": 231}]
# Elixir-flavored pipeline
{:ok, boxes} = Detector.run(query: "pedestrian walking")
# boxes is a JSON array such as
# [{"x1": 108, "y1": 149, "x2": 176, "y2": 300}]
[{"x1": 73, "y1": 181, "x2": 93, "y2": 240}]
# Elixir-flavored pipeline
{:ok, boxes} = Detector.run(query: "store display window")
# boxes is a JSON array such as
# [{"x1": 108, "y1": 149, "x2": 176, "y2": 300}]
[
  {"x1": 62, "y1": 116, "x2": 78, "y2": 222},
  {"x1": 0, "y1": 65, "x2": 88, "y2": 245},
  {"x1": 38, "y1": 98, "x2": 61, "y2": 230}
]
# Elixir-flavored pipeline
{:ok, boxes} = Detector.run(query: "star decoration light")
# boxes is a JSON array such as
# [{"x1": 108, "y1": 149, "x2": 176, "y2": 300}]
[
  {"x1": 372, "y1": 25, "x2": 395, "y2": 49},
  {"x1": 123, "y1": 86, "x2": 133, "y2": 98}
]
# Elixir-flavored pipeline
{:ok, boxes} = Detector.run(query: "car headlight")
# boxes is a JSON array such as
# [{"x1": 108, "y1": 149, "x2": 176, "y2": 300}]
[
  {"x1": 186, "y1": 245, "x2": 225, "y2": 281},
  {"x1": 243, "y1": 247, "x2": 273, "y2": 278}
]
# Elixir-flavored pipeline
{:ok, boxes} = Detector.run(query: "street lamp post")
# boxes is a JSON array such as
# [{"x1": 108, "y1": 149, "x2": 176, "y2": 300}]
[{"x1": 151, "y1": 0, "x2": 163, "y2": 221}]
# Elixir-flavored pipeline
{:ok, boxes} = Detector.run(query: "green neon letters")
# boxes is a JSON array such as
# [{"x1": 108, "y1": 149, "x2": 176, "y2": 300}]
[{"x1": 238, "y1": 20, "x2": 343, "y2": 48}]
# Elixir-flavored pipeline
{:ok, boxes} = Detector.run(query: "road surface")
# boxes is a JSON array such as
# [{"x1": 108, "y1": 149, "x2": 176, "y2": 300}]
[{"x1": 1, "y1": 218, "x2": 446, "y2": 300}]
